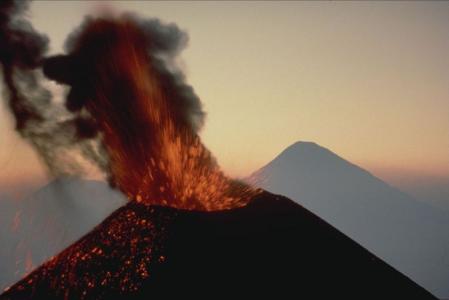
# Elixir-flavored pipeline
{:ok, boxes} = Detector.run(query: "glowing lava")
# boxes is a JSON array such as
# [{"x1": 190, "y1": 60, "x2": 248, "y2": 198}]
[
  {"x1": 44, "y1": 16, "x2": 257, "y2": 211},
  {"x1": 2, "y1": 202, "x2": 174, "y2": 299},
  {"x1": 1, "y1": 14, "x2": 259, "y2": 299}
]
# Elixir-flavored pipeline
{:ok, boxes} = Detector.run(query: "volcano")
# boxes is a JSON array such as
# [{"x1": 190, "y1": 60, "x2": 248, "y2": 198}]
[
  {"x1": 247, "y1": 141, "x2": 449, "y2": 297},
  {"x1": 0, "y1": 178, "x2": 126, "y2": 290},
  {"x1": 0, "y1": 191, "x2": 437, "y2": 299},
  {"x1": 0, "y1": 6, "x2": 438, "y2": 300}
]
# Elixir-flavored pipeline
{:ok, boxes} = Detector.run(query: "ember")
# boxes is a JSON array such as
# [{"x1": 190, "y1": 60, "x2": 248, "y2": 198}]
[
  {"x1": 1, "y1": 202, "x2": 175, "y2": 299},
  {"x1": 0, "y1": 1, "x2": 258, "y2": 297},
  {"x1": 43, "y1": 16, "x2": 257, "y2": 211}
]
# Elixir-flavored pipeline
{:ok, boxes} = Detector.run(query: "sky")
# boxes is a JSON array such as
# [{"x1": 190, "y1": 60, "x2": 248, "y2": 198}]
[{"x1": 0, "y1": 1, "x2": 448, "y2": 205}]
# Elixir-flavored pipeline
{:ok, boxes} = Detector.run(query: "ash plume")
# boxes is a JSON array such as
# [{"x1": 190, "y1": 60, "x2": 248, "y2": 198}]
[
  {"x1": 0, "y1": 0, "x2": 206, "y2": 180},
  {"x1": 0, "y1": 0, "x2": 106, "y2": 177},
  {"x1": 1, "y1": 1, "x2": 253, "y2": 208},
  {"x1": 42, "y1": 13, "x2": 213, "y2": 199},
  {"x1": 44, "y1": 13, "x2": 205, "y2": 135}
]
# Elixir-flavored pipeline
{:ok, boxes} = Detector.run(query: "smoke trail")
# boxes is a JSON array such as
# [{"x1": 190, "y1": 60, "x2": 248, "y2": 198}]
[
  {"x1": 0, "y1": 0, "x2": 108, "y2": 177},
  {"x1": 1, "y1": 2, "x2": 254, "y2": 209},
  {"x1": 44, "y1": 13, "x2": 205, "y2": 135},
  {"x1": 0, "y1": 0, "x2": 49, "y2": 136},
  {"x1": 42, "y1": 14, "x2": 256, "y2": 209}
]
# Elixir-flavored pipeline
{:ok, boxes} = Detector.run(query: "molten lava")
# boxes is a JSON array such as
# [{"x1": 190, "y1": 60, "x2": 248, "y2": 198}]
[
  {"x1": 1, "y1": 15, "x2": 259, "y2": 299},
  {"x1": 0, "y1": 10, "x2": 439, "y2": 300},
  {"x1": 44, "y1": 16, "x2": 257, "y2": 211}
]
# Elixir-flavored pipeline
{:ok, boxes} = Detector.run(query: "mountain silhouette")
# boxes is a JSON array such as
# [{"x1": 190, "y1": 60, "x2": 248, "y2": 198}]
[
  {"x1": 0, "y1": 178, "x2": 125, "y2": 291},
  {"x1": 247, "y1": 141, "x2": 449, "y2": 298},
  {"x1": 1, "y1": 191, "x2": 436, "y2": 299}
]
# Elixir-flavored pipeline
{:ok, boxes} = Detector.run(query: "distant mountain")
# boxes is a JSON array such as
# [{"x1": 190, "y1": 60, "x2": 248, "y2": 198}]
[
  {"x1": 0, "y1": 178, "x2": 126, "y2": 291},
  {"x1": 1, "y1": 192, "x2": 437, "y2": 299},
  {"x1": 402, "y1": 180, "x2": 449, "y2": 213},
  {"x1": 247, "y1": 141, "x2": 449, "y2": 298}
]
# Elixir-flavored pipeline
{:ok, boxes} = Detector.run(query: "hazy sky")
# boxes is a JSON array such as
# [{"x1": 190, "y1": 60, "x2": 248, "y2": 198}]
[{"x1": 0, "y1": 1, "x2": 448, "y2": 201}]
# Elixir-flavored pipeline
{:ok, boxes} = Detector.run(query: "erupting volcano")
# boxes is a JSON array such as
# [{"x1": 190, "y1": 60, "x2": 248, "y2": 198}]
[
  {"x1": 0, "y1": 1, "x2": 438, "y2": 299},
  {"x1": 41, "y1": 16, "x2": 257, "y2": 211}
]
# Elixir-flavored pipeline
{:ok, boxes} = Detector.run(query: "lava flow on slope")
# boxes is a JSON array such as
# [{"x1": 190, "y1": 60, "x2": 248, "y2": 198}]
[{"x1": 0, "y1": 8, "x2": 258, "y2": 298}]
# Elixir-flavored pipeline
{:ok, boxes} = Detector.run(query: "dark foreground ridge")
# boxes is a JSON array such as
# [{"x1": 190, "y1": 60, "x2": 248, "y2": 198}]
[{"x1": 1, "y1": 191, "x2": 437, "y2": 299}]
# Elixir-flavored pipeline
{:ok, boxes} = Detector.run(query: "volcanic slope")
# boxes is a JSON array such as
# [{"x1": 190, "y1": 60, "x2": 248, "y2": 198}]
[{"x1": 1, "y1": 191, "x2": 437, "y2": 299}]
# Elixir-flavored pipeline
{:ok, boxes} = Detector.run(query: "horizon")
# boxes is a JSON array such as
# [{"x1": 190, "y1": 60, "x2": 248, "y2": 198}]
[
  {"x1": 0, "y1": 1, "x2": 448, "y2": 207},
  {"x1": 1, "y1": 139, "x2": 447, "y2": 212},
  {"x1": 1, "y1": 1, "x2": 448, "y2": 297}
]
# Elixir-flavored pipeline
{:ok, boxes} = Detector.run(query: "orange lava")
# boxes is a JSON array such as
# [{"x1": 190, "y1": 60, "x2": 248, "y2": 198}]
[
  {"x1": 76, "y1": 17, "x2": 257, "y2": 210},
  {"x1": 4, "y1": 202, "x2": 174, "y2": 299},
  {"x1": 2, "y1": 16, "x2": 261, "y2": 299}
]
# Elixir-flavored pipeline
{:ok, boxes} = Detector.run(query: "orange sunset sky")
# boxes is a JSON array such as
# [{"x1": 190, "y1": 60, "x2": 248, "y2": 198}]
[{"x1": 0, "y1": 1, "x2": 448, "y2": 202}]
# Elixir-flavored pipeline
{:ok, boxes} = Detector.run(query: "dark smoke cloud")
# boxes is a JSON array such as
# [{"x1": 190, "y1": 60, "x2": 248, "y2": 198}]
[
  {"x1": 133, "y1": 14, "x2": 206, "y2": 132},
  {"x1": 0, "y1": 0, "x2": 48, "y2": 130},
  {"x1": 0, "y1": 0, "x2": 107, "y2": 177},
  {"x1": 44, "y1": 13, "x2": 205, "y2": 133},
  {"x1": 1, "y1": 1, "x2": 205, "y2": 182}
]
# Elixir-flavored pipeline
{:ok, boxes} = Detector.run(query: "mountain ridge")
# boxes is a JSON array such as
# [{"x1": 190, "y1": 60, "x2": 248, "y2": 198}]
[
  {"x1": 247, "y1": 141, "x2": 449, "y2": 298},
  {"x1": 256, "y1": 141, "x2": 408, "y2": 192},
  {"x1": 0, "y1": 178, "x2": 126, "y2": 291},
  {"x1": 1, "y1": 191, "x2": 437, "y2": 299}
]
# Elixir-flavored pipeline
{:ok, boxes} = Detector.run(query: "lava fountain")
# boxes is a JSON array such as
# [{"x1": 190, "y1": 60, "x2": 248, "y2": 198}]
[
  {"x1": 43, "y1": 16, "x2": 257, "y2": 211},
  {"x1": 1, "y1": 5, "x2": 258, "y2": 297},
  {"x1": 0, "y1": 4, "x2": 440, "y2": 300},
  {"x1": 1, "y1": 0, "x2": 256, "y2": 210}
]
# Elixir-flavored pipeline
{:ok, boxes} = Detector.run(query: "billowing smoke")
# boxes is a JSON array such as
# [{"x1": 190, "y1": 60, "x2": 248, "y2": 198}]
[
  {"x1": 0, "y1": 1, "x2": 204, "y2": 180},
  {"x1": 41, "y1": 13, "x2": 209, "y2": 195},
  {"x1": 0, "y1": 0, "x2": 107, "y2": 176},
  {"x1": 1, "y1": 1, "x2": 254, "y2": 209},
  {"x1": 43, "y1": 13, "x2": 205, "y2": 138}
]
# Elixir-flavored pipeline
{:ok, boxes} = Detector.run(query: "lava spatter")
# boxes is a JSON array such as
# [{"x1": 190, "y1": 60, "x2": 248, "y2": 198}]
[
  {"x1": 1, "y1": 11, "x2": 260, "y2": 299},
  {"x1": 4, "y1": 202, "x2": 176, "y2": 299},
  {"x1": 42, "y1": 16, "x2": 258, "y2": 211}
]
